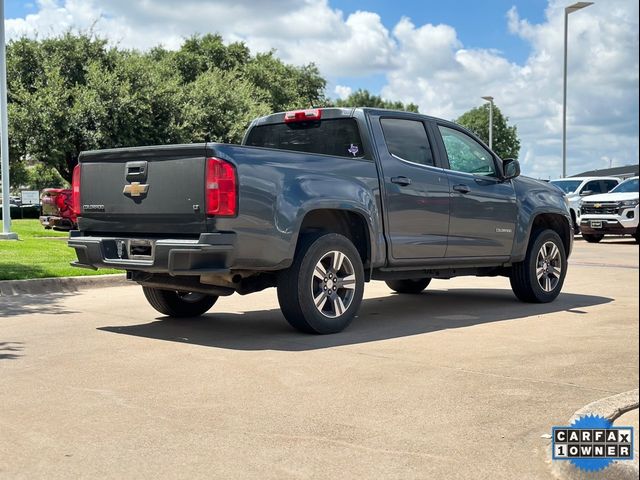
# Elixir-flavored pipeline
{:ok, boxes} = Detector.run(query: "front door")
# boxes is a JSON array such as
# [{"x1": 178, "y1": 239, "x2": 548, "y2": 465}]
[
  {"x1": 372, "y1": 116, "x2": 450, "y2": 262},
  {"x1": 435, "y1": 124, "x2": 517, "y2": 258}
]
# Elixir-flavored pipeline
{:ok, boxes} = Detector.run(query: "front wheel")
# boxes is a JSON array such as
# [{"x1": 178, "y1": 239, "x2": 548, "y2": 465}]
[
  {"x1": 582, "y1": 233, "x2": 604, "y2": 243},
  {"x1": 385, "y1": 278, "x2": 431, "y2": 294},
  {"x1": 142, "y1": 287, "x2": 218, "y2": 317},
  {"x1": 509, "y1": 229, "x2": 567, "y2": 303},
  {"x1": 277, "y1": 233, "x2": 365, "y2": 334}
]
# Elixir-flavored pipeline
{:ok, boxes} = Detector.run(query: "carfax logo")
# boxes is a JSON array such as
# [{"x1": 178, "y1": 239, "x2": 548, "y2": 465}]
[{"x1": 552, "y1": 414, "x2": 634, "y2": 472}]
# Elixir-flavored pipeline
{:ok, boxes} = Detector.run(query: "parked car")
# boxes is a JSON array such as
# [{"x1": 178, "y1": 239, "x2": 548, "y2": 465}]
[
  {"x1": 69, "y1": 107, "x2": 572, "y2": 334},
  {"x1": 0, "y1": 202, "x2": 21, "y2": 220},
  {"x1": 40, "y1": 188, "x2": 78, "y2": 230},
  {"x1": 550, "y1": 176, "x2": 621, "y2": 233},
  {"x1": 579, "y1": 176, "x2": 639, "y2": 243}
]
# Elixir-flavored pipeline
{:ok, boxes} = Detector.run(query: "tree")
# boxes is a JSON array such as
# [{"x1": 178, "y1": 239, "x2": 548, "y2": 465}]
[
  {"x1": 333, "y1": 89, "x2": 418, "y2": 112},
  {"x1": 455, "y1": 103, "x2": 520, "y2": 160},
  {"x1": 180, "y1": 69, "x2": 271, "y2": 144}
]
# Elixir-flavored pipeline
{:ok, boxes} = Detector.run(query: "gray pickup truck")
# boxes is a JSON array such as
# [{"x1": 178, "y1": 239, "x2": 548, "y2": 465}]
[{"x1": 69, "y1": 107, "x2": 572, "y2": 334}]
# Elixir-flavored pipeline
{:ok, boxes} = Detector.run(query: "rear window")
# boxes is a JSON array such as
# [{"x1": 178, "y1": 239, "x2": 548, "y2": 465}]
[{"x1": 245, "y1": 118, "x2": 365, "y2": 158}]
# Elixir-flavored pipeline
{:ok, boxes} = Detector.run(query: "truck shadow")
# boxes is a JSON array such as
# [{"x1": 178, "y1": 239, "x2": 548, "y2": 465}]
[{"x1": 98, "y1": 288, "x2": 613, "y2": 351}]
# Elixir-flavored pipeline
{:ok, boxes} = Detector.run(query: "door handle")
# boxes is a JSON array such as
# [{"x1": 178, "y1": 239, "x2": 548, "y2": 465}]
[
  {"x1": 453, "y1": 184, "x2": 471, "y2": 194},
  {"x1": 391, "y1": 176, "x2": 412, "y2": 186}
]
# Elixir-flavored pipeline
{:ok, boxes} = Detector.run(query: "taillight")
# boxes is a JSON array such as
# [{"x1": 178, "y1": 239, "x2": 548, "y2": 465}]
[
  {"x1": 72, "y1": 164, "x2": 81, "y2": 214},
  {"x1": 206, "y1": 157, "x2": 237, "y2": 216},
  {"x1": 283, "y1": 108, "x2": 322, "y2": 123}
]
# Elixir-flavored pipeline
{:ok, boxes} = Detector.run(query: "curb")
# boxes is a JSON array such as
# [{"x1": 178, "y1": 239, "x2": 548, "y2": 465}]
[
  {"x1": 549, "y1": 389, "x2": 639, "y2": 480},
  {"x1": 0, "y1": 274, "x2": 129, "y2": 296}
]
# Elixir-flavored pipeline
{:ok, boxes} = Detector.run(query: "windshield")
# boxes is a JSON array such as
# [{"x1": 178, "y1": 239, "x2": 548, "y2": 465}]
[
  {"x1": 550, "y1": 180, "x2": 582, "y2": 194},
  {"x1": 610, "y1": 178, "x2": 639, "y2": 193}
]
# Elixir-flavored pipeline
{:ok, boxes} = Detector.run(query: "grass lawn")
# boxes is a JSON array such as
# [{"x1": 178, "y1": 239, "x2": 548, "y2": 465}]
[{"x1": 0, "y1": 219, "x2": 120, "y2": 280}]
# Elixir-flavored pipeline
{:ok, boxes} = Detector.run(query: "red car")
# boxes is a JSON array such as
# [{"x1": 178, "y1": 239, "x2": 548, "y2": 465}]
[{"x1": 39, "y1": 188, "x2": 78, "y2": 230}]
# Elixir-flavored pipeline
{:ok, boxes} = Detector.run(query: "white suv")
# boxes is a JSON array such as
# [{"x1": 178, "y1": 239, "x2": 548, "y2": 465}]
[
  {"x1": 550, "y1": 177, "x2": 621, "y2": 233},
  {"x1": 579, "y1": 176, "x2": 639, "y2": 243}
]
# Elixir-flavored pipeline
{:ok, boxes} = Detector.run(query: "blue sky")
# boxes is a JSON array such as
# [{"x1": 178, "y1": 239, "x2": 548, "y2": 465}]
[
  {"x1": 332, "y1": 0, "x2": 547, "y2": 63},
  {"x1": 327, "y1": 0, "x2": 548, "y2": 100},
  {"x1": 3, "y1": 0, "x2": 639, "y2": 178}
]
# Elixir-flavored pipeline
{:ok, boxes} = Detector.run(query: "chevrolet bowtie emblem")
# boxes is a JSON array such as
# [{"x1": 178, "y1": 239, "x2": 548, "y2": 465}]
[
  {"x1": 123, "y1": 182, "x2": 149, "y2": 197},
  {"x1": 594, "y1": 203, "x2": 601, "y2": 208}
]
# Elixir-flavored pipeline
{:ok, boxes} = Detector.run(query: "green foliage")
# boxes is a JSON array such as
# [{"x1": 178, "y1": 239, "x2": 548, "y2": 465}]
[
  {"x1": 333, "y1": 89, "x2": 419, "y2": 112},
  {"x1": 455, "y1": 104, "x2": 520, "y2": 160},
  {"x1": 26, "y1": 164, "x2": 68, "y2": 190},
  {"x1": 6, "y1": 32, "x2": 327, "y2": 183},
  {"x1": 181, "y1": 69, "x2": 271, "y2": 143},
  {"x1": 243, "y1": 52, "x2": 326, "y2": 112}
]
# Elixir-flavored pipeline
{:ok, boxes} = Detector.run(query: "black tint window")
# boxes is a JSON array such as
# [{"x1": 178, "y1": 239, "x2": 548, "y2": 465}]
[
  {"x1": 245, "y1": 119, "x2": 365, "y2": 158},
  {"x1": 380, "y1": 118, "x2": 434, "y2": 166},
  {"x1": 602, "y1": 180, "x2": 619, "y2": 192},
  {"x1": 583, "y1": 181, "x2": 604, "y2": 194}
]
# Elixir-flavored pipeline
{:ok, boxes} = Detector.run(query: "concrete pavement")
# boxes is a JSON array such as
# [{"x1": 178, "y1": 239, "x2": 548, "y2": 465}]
[{"x1": 1, "y1": 238, "x2": 638, "y2": 479}]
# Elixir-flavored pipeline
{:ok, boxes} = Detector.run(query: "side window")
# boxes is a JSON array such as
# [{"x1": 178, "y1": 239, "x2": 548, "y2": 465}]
[
  {"x1": 582, "y1": 181, "x2": 603, "y2": 194},
  {"x1": 438, "y1": 126, "x2": 496, "y2": 176},
  {"x1": 380, "y1": 118, "x2": 434, "y2": 167},
  {"x1": 602, "y1": 180, "x2": 619, "y2": 192}
]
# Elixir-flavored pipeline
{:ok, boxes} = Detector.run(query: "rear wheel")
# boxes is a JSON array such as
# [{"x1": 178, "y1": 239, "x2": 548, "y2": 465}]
[
  {"x1": 509, "y1": 229, "x2": 567, "y2": 303},
  {"x1": 142, "y1": 287, "x2": 218, "y2": 317},
  {"x1": 277, "y1": 233, "x2": 365, "y2": 334},
  {"x1": 582, "y1": 233, "x2": 604, "y2": 243},
  {"x1": 385, "y1": 278, "x2": 431, "y2": 294}
]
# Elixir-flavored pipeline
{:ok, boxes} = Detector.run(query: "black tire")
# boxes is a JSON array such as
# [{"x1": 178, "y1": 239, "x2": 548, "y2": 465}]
[
  {"x1": 142, "y1": 287, "x2": 218, "y2": 317},
  {"x1": 277, "y1": 233, "x2": 365, "y2": 334},
  {"x1": 634, "y1": 230, "x2": 639, "y2": 243},
  {"x1": 385, "y1": 278, "x2": 431, "y2": 294},
  {"x1": 509, "y1": 229, "x2": 567, "y2": 303},
  {"x1": 582, "y1": 233, "x2": 604, "y2": 243}
]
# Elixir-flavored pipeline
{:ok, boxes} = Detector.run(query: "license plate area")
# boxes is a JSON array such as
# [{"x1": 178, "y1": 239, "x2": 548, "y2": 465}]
[
  {"x1": 129, "y1": 239, "x2": 154, "y2": 259},
  {"x1": 590, "y1": 220, "x2": 603, "y2": 229}
]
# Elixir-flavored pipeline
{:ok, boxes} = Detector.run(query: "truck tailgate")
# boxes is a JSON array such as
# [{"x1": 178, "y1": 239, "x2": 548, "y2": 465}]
[{"x1": 78, "y1": 144, "x2": 207, "y2": 235}]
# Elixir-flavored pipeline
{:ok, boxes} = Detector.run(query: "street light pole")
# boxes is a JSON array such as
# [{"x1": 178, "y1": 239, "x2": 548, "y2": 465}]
[
  {"x1": 562, "y1": 2, "x2": 594, "y2": 178},
  {"x1": 1, "y1": 0, "x2": 17, "y2": 239},
  {"x1": 481, "y1": 96, "x2": 494, "y2": 150}
]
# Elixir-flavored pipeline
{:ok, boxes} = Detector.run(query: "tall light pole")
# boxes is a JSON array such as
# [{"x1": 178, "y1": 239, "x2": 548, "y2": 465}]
[
  {"x1": 1, "y1": 0, "x2": 17, "y2": 239},
  {"x1": 562, "y1": 1, "x2": 593, "y2": 178},
  {"x1": 481, "y1": 96, "x2": 494, "y2": 150}
]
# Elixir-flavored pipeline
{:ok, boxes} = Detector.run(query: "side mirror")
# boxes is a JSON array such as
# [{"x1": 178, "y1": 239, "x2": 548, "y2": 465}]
[
  {"x1": 580, "y1": 190, "x2": 593, "y2": 196},
  {"x1": 502, "y1": 158, "x2": 520, "y2": 180}
]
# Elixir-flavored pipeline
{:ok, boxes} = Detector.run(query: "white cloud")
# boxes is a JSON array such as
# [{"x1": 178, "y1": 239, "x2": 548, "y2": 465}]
[
  {"x1": 5, "y1": 0, "x2": 639, "y2": 178},
  {"x1": 334, "y1": 85, "x2": 353, "y2": 100}
]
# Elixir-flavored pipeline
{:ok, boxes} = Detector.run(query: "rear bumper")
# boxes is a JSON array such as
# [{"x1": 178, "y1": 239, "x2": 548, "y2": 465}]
[
  {"x1": 68, "y1": 232, "x2": 236, "y2": 275},
  {"x1": 40, "y1": 215, "x2": 75, "y2": 230}
]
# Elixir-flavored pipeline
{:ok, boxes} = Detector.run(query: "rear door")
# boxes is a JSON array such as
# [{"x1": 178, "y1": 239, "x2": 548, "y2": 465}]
[
  {"x1": 434, "y1": 123, "x2": 517, "y2": 258},
  {"x1": 371, "y1": 115, "x2": 450, "y2": 261}
]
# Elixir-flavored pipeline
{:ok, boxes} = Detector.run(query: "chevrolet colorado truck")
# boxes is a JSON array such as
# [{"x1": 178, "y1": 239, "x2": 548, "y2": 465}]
[
  {"x1": 69, "y1": 107, "x2": 572, "y2": 334},
  {"x1": 579, "y1": 176, "x2": 639, "y2": 243},
  {"x1": 550, "y1": 176, "x2": 620, "y2": 233}
]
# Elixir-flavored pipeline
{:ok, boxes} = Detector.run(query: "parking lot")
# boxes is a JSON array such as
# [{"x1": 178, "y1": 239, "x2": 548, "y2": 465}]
[{"x1": 1, "y1": 238, "x2": 638, "y2": 479}]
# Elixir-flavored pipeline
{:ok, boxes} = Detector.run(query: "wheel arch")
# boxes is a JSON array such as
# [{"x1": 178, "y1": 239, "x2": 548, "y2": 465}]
[
  {"x1": 293, "y1": 208, "x2": 374, "y2": 275},
  {"x1": 528, "y1": 213, "x2": 572, "y2": 257}
]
